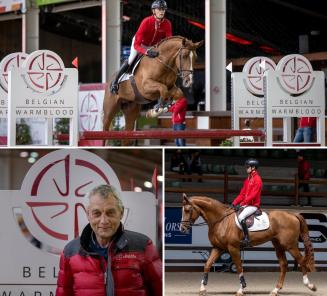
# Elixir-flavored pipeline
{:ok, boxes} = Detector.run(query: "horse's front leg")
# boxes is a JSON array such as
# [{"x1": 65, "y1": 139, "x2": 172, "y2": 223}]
[
  {"x1": 228, "y1": 246, "x2": 246, "y2": 296},
  {"x1": 199, "y1": 248, "x2": 222, "y2": 296}
]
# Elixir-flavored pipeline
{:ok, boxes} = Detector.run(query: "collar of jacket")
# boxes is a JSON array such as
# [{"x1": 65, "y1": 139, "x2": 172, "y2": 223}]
[
  {"x1": 79, "y1": 223, "x2": 127, "y2": 256},
  {"x1": 248, "y1": 170, "x2": 258, "y2": 179}
]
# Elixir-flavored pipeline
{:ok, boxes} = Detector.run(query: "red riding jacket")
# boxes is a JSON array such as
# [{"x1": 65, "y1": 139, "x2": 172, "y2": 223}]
[
  {"x1": 232, "y1": 170, "x2": 262, "y2": 207},
  {"x1": 134, "y1": 15, "x2": 172, "y2": 55},
  {"x1": 56, "y1": 223, "x2": 162, "y2": 296},
  {"x1": 169, "y1": 97, "x2": 187, "y2": 124}
]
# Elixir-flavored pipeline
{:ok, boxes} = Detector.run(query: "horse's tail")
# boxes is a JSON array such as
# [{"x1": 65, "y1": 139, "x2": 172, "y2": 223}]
[{"x1": 295, "y1": 213, "x2": 316, "y2": 272}]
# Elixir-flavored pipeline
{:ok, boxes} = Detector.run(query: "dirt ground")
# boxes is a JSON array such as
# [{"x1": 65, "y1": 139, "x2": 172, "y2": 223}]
[{"x1": 165, "y1": 272, "x2": 327, "y2": 296}]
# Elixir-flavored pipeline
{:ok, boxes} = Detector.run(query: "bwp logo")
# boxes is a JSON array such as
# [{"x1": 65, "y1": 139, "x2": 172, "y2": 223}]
[
  {"x1": 19, "y1": 150, "x2": 121, "y2": 250},
  {"x1": 0, "y1": 52, "x2": 28, "y2": 92},
  {"x1": 80, "y1": 92, "x2": 100, "y2": 131},
  {"x1": 243, "y1": 56, "x2": 276, "y2": 96},
  {"x1": 23, "y1": 50, "x2": 65, "y2": 94},
  {"x1": 277, "y1": 54, "x2": 314, "y2": 95}
]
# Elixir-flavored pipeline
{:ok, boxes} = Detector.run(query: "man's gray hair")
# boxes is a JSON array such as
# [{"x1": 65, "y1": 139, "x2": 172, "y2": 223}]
[{"x1": 85, "y1": 184, "x2": 124, "y2": 212}]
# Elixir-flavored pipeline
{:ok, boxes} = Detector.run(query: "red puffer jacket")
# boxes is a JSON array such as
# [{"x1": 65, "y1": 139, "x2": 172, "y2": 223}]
[
  {"x1": 56, "y1": 224, "x2": 162, "y2": 296},
  {"x1": 232, "y1": 170, "x2": 262, "y2": 207}
]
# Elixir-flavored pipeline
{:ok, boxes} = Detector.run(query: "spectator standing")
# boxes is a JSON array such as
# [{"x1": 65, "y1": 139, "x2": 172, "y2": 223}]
[
  {"x1": 169, "y1": 94, "x2": 187, "y2": 147},
  {"x1": 297, "y1": 152, "x2": 312, "y2": 206},
  {"x1": 293, "y1": 117, "x2": 316, "y2": 143}
]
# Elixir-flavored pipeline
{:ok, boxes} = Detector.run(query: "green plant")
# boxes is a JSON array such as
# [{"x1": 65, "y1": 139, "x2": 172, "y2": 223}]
[
  {"x1": 16, "y1": 119, "x2": 32, "y2": 145},
  {"x1": 220, "y1": 139, "x2": 233, "y2": 146}
]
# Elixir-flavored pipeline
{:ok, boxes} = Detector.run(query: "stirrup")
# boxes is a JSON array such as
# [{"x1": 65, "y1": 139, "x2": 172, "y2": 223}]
[
  {"x1": 240, "y1": 239, "x2": 250, "y2": 248},
  {"x1": 110, "y1": 83, "x2": 119, "y2": 94}
]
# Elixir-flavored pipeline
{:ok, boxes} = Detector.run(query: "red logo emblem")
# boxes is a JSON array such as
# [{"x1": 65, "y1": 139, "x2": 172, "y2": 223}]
[
  {"x1": 20, "y1": 150, "x2": 121, "y2": 250},
  {"x1": 277, "y1": 54, "x2": 313, "y2": 95},
  {"x1": 0, "y1": 52, "x2": 28, "y2": 92},
  {"x1": 23, "y1": 50, "x2": 65, "y2": 94},
  {"x1": 243, "y1": 57, "x2": 276, "y2": 96},
  {"x1": 80, "y1": 92, "x2": 99, "y2": 131}
]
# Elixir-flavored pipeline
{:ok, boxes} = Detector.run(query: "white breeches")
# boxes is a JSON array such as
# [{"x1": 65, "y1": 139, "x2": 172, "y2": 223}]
[
  {"x1": 238, "y1": 206, "x2": 258, "y2": 222},
  {"x1": 128, "y1": 37, "x2": 139, "y2": 65}
]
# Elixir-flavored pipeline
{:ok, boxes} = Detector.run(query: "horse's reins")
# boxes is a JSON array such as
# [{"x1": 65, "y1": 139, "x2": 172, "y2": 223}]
[
  {"x1": 181, "y1": 204, "x2": 236, "y2": 228},
  {"x1": 154, "y1": 46, "x2": 194, "y2": 79}
]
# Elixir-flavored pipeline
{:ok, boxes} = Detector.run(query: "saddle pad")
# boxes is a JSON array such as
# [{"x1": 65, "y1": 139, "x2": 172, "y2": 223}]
[
  {"x1": 118, "y1": 58, "x2": 143, "y2": 84},
  {"x1": 235, "y1": 212, "x2": 270, "y2": 232}
]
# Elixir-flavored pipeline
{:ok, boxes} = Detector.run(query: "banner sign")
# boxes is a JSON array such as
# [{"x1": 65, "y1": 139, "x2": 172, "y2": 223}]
[{"x1": 165, "y1": 207, "x2": 192, "y2": 244}]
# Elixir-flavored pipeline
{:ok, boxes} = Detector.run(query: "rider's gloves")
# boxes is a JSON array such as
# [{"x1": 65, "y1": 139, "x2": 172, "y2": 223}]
[{"x1": 146, "y1": 49, "x2": 159, "y2": 58}]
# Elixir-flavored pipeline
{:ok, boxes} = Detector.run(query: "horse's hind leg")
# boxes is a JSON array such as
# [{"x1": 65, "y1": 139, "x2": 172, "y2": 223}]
[
  {"x1": 228, "y1": 246, "x2": 246, "y2": 296},
  {"x1": 288, "y1": 246, "x2": 317, "y2": 292},
  {"x1": 199, "y1": 248, "x2": 222, "y2": 296},
  {"x1": 121, "y1": 102, "x2": 140, "y2": 146},
  {"x1": 270, "y1": 239, "x2": 288, "y2": 296}
]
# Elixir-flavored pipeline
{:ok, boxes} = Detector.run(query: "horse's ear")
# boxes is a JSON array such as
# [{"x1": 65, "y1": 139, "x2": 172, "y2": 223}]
[
  {"x1": 182, "y1": 193, "x2": 190, "y2": 205},
  {"x1": 194, "y1": 40, "x2": 204, "y2": 49}
]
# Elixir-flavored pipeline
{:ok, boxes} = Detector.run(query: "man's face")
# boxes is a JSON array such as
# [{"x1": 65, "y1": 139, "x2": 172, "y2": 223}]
[
  {"x1": 246, "y1": 166, "x2": 253, "y2": 174},
  {"x1": 87, "y1": 193, "x2": 123, "y2": 243},
  {"x1": 153, "y1": 8, "x2": 166, "y2": 19}
]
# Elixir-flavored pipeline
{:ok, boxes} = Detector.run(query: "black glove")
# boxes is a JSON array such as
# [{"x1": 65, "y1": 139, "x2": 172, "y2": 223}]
[
  {"x1": 147, "y1": 49, "x2": 159, "y2": 58},
  {"x1": 232, "y1": 204, "x2": 240, "y2": 211}
]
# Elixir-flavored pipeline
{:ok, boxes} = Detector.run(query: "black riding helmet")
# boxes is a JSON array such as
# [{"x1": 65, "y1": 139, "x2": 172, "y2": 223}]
[
  {"x1": 245, "y1": 158, "x2": 259, "y2": 169},
  {"x1": 151, "y1": 0, "x2": 168, "y2": 10}
]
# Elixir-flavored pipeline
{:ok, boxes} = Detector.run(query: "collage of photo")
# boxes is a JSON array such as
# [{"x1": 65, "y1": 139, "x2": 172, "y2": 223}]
[{"x1": 1, "y1": 0, "x2": 327, "y2": 295}]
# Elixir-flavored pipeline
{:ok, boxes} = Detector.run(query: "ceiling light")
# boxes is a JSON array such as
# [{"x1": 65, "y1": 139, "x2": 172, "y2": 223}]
[
  {"x1": 144, "y1": 181, "x2": 153, "y2": 188},
  {"x1": 134, "y1": 186, "x2": 142, "y2": 192}
]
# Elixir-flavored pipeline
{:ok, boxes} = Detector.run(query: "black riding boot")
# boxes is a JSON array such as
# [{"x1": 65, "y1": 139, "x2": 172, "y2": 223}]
[
  {"x1": 240, "y1": 220, "x2": 250, "y2": 248},
  {"x1": 110, "y1": 60, "x2": 129, "y2": 94}
]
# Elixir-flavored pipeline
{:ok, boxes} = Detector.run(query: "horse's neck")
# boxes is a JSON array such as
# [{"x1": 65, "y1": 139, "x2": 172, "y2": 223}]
[
  {"x1": 194, "y1": 199, "x2": 226, "y2": 227},
  {"x1": 159, "y1": 40, "x2": 181, "y2": 64}
]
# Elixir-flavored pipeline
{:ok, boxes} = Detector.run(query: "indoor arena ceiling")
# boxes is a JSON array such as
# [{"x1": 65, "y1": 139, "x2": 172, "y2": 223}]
[{"x1": 39, "y1": 0, "x2": 327, "y2": 59}]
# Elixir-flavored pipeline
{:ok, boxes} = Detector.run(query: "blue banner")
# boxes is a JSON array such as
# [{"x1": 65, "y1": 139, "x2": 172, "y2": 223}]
[{"x1": 165, "y1": 207, "x2": 192, "y2": 244}]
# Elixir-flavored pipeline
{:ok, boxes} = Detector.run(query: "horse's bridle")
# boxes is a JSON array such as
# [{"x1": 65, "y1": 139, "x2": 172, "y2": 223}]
[
  {"x1": 181, "y1": 203, "x2": 236, "y2": 230},
  {"x1": 155, "y1": 46, "x2": 194, "y2": 79}
]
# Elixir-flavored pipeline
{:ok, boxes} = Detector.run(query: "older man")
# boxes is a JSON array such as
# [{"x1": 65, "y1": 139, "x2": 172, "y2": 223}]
[{"x1": 56, "y1": 184, "x2": 162, "y2": 296}]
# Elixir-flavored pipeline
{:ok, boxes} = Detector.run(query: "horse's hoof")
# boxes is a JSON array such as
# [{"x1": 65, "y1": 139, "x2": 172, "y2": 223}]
[
  {"x1": 270, "y1": 292, "x2": 278, "y2": 296},
  {"x1": 308, "y1": 284, "x2": 317, "y2": 292},
  {"x1": 235, "y1": 292, "x2": 244, "y2": 296},
  {"x1": 199, "y1": 289, "x2": 207, "y2": 296}
]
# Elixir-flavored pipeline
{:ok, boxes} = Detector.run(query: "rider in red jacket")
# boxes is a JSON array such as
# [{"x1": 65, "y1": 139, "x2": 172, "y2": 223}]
[
  {"x1": 110, "y1": 0, "x2": 172, "y2": 94},
  {"x1": 232, "y1": 159, "x2": 262, "y2": 247}
]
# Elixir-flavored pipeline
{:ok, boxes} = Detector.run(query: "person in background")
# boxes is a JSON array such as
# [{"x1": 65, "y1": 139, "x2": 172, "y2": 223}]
[
  {"x1": 169, "y1": 89, "x2": 188, "y2": 146},
  {"x1": 187, "y1": 151, "x2": 203, "y2": 182},
  {"x1": 293, "y1": 117, "x2": 316, "y2": 143},
  {"x1": 297, "y1": 152, "x2": 312, "y2": 206},
  {"x1": 56, "y1": 184, "x2": 162, "y2": 296},
  {"x1": 110, "y1": 0, "x2": 172, "y2": 94}
]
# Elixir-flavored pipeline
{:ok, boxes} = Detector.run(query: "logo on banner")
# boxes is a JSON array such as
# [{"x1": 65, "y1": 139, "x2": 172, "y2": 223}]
[
  {"x1": 0, "y1": 52, "x2": 28, "y2": 92},
  {"x1": 19, "y1": 150, "x2": 122, "y2": 250},
  {"x1": 23, "y1": 50, "x2": 66, "y2": 94},
  {"x1": 80, "y1": 92, "x2": 100, "y2": 131},
  {"x1": 243, "y1": 56, "x2": 276, "y2": 96},
  {"x1": 277, "y1": 54, "x2": 314, "y2": 95}
]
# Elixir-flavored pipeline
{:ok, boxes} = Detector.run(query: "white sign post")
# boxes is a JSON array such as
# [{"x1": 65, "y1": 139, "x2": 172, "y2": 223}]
[
  {"x1": 0, "y1": 149, "x2": 157, "y2": 294},
  {"x1": 265, "y1": 54, "x2": 325, "y2": 146},
  {"x1": 0, "y1": 52, "x2": 29, "y2": 143},
  {"x1": 232, "y1": 57, "x2": 276, "y2": 146},
  {"x1": 7, "y1": 50, "x2": 79, "y2": 147}
]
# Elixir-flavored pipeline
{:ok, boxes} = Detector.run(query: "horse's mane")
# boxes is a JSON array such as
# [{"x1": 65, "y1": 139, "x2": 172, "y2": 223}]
[
  {"x1": 155, "y1": 35, "x2": 186, "y2": 47},
  {"x1": 190, "y1": 196, "x2": 229, "y2": 211}
]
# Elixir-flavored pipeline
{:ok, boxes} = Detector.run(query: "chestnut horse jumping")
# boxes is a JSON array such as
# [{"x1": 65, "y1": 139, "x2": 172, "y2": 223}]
[
  {"x1": 102, "y1": 36, "x2": 203, "y2": 137},
  {"x1": 180, "y1": 194, "x2": 316, "y2": 296}
]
